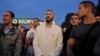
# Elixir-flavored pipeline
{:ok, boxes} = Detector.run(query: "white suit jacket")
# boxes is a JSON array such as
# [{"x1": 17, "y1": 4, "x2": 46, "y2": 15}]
[{"x1": 33, "y1": 24, "x2": 63, "y2": 56}]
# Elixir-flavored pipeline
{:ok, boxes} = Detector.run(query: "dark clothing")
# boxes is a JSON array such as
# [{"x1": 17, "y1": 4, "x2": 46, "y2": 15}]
[
  {"x1": 70, "y1": 21, "x2": 100, "y2": 56},
  {"x1": 60, "y1": 24, "x2": 73, "y2": 56},
  {"x1": 94, "y1": 37, "x2": 100, "y2": 56},
  {"x1": 0, "y1": 23, "x2": 4, "y2": 56},
  {"x1": 0, "y1": 38, "x2": 3, "y2": 56},
  {"x1": 26, "y1": 45, "x2": 34, "y2": 56},
  {"x1": 21, "y1": 30, "x2": 28, "y2": 56},
  {"x1": 0, "y1": 25, "x2": 23, "y2": 56}
]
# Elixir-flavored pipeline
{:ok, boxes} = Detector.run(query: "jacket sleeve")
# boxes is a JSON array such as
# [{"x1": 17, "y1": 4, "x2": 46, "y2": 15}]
[
  {"x1": 50, "y1": 28, "x2": 63, "y2": 56},
  {"x1": 33, "y1": 30, "x2": 43, "y2": 56},
  {"x1": 14, "y1": 30, "x2": 23, "y2": 56}
]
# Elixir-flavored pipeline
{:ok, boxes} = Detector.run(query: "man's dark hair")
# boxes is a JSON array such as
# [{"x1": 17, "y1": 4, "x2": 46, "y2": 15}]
[
  {"x1": 95, "y1": 13, "x2": 100, "y2": 17},
  {"x1": 6, "y1": 11, "x2": 15, "y2": 18},
  {"x1": 46, "y1": 9, "x2": 54, "y2": 13},
  {"x1": 80, "y1": 1, "x2": 95, "y2": 14},
  {"x1": 71, "y1": 13, "x2": 79, "y2": 18},
  {"x1": 33, "y1": 18, "x2": 39, "y2": 21}
]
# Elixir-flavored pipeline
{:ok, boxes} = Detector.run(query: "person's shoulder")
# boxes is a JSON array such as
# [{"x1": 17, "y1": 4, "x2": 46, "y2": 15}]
[
  {"x1": 95, "y1": 21, "x2": 100, "y2": 27},
  {"x1": 26, "y1": 29, "x2": 34, "y2": 34},
  {"x1": 14, "y1": 28, "x2": 21, "y2": 34},
  {"x1": 91, "y1": 21, "x2": 100, "y2": 33},
  {"x1": 37, "y1": 24, "x2": 45, "y2": 29},
  {"x1": 54, "y1": 24, "x2": 61, "y2": 28},
  {"x1": 26, "y1": 30, "x2": 31, "y2": 33},
  {"x1": 53, "y1": 24, "x2": 61, "y2": 30},
  {"x1": 30, "y1": 28, "x2": 35, "y2": 32},
  {"x1": 96, "y1": 21, "x2": 100, "y2": 25}
]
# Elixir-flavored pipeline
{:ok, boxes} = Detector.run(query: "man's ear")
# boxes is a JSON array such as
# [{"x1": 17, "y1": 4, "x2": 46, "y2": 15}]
[{"x1": 87, "y1": 7, "x2": 91, "y2": 13}]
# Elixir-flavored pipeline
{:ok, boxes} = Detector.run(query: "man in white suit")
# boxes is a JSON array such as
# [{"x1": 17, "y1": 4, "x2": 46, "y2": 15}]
[{"x1": 33, "y1": 10, "x2": 63, "y2": 56}]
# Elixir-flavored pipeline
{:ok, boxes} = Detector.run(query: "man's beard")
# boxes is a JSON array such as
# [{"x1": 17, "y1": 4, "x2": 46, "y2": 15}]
[
  {"x1": 45, "y1": 17, "x2": 53, "y2": 23},
  {"x1": 3, "y1": 22, "x2": 12, "y2": 27},
  {"x1": 46, "y1": 19, "x2": 53, "y2": 23}
]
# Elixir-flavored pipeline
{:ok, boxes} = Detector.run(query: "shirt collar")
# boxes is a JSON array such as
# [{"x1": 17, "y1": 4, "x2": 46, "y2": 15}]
[{"x1": 4, "y1": 26, "x2": 13, "y2": 34}]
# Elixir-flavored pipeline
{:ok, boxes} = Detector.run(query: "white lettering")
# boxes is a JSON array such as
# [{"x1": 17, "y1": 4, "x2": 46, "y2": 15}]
[{"x1": 13, "y1": 19, "x2": 17, "y2": 24}]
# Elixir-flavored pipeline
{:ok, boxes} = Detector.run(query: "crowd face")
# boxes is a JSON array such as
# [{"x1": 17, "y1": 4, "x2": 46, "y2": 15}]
[
  {"x1": 29, "y1": 23, "x2": 33, "y2": 29},
  {"x1": 70, "y1": 15, "x2": 80, "y2": 26},
  {"x1": 95, "y1": 16, "x2": 100, "y2": 22},
  {"x1": 77, "y1": 4, "x2": 88, "y2": 18},
  {"x1": 18, "y1": 25, "x2": 23, "y2": 31},
  {"x1": 33, "y1": 19, "x2": 39, "y2": 27},
  {"x1": 45, "y1": 11, "x2": 54, "y2": 23},
  {"x1": 3, "y1": 12, "x2": 13, "y2": 25}
]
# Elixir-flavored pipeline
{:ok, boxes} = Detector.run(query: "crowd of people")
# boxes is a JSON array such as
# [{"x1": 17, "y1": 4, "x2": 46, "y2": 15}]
[{"x1": 0, "y1": 1, "x2": 100, "y2": 56}]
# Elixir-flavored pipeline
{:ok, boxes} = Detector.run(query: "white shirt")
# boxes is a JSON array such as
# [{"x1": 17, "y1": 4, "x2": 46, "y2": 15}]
[{"x1": 26, "y1": 28, "x2": 35, "y2": 39}]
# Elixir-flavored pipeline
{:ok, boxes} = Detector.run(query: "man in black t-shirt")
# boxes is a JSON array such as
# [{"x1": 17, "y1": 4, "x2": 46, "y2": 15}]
[{"x1": 67, "y1": 1, "x2": 100, "y2": 56}]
